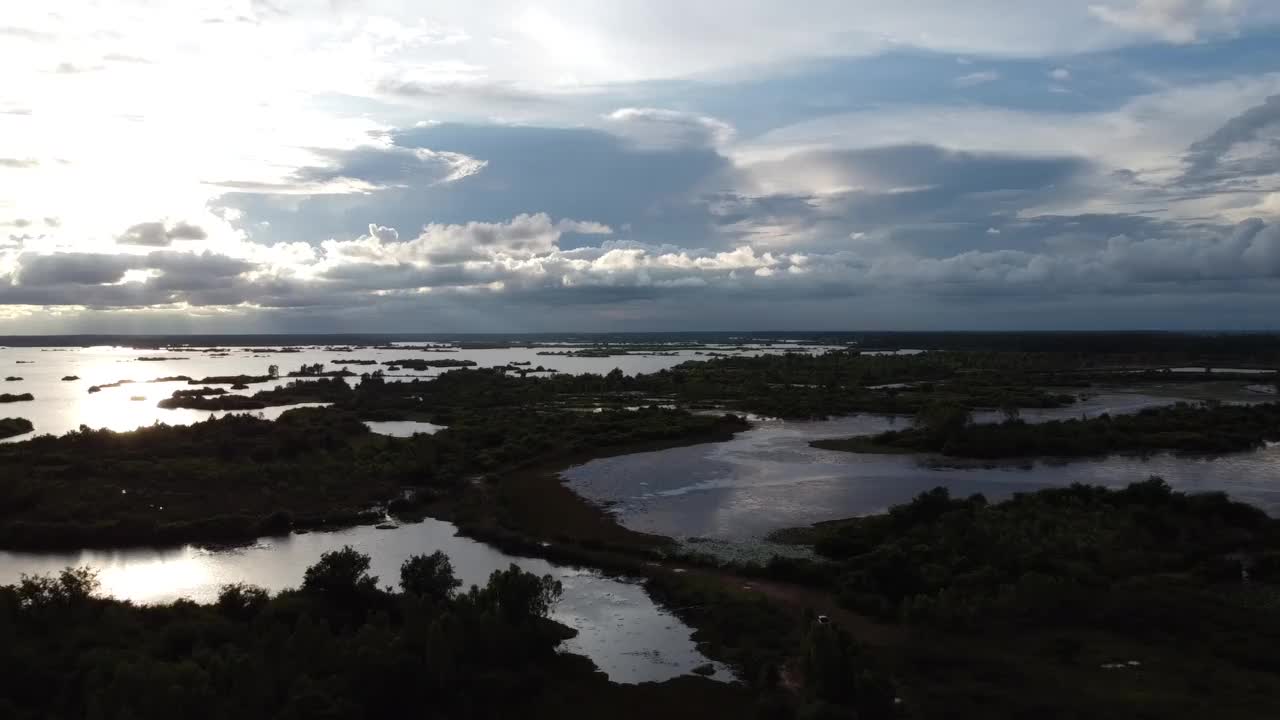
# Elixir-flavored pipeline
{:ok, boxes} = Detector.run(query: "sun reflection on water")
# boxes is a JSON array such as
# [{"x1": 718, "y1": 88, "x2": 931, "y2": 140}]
[{"x1": 94, "y1": 549, "x2": 218, "y2": 604}]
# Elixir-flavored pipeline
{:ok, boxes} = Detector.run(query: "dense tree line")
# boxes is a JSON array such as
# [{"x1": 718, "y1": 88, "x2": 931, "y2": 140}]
[
  {"x1": 0, "y1": 548, "x2": 651, "y2": 720},
  {"x1": 815, "y1": 401, "x2": 1280, "y2": 458},
  {"x1": 325, "y1": 357, "x2": 1079, "y2": 421},
  {"x1": 778, "y1": 479, "x2": 1280, "y2": 625},
  {"x1": 760, "y1": 479, "x2": 1280, "y2": 717},
  {"x1": 0, "y1": 405, "x2": 745, "y2": 549}
]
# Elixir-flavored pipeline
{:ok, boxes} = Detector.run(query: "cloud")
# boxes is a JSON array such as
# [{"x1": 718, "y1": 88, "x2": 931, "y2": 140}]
[
  {"x1": 1181, "y1": 93, "x2": 1280, "y2": 183},
  {"x1": 376, "y1": 76, "x2": 547, "y2": 105},
  {"x1": 116, "y1": 221, "x2": 209, "y2": 247},
  {"x1": 3, "y1": 250, "x2": 260, "y2": 309},
  {"x1": 54, "y1": 62, "x2": 104, "y2": 74},
  {"x1": 604, "y1": 108, "x2": 735, "y2": 149},
  {"x1": 1050, "y1": 67, "x2": 1072, "y2": 81},
  {"x1": 16, "y1": 253, "x2": 139, "y2": 286},
  {"x1": 0, "y1": 158, "x2": 38, "y2": 169},
  {"x1": 216, "y1": 145, "x2": 486, "y2": 195},
  {"x1": 954, "y1": 70, "x2": 1000, "y2": 87},
  {"x1": 0, "y1": 26, "x2": 53, "y2": 42},
  {"x1": 1089, "y1": 0, "x2": 1243, "y2": 44},
  {"x1": 321, "y1": 213, "x2": 612, "y2": 266},
  {"x1": 216, "y1": 123, "x2": 731, "y2": 248},
  {"x1": 738, "y1": 144, "x2": 1090, "y2": 201}
]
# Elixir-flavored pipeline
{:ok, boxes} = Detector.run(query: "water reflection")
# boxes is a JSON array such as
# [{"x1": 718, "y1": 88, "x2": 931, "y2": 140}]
[
  {"x1": 0, "y1": 344, "x2": 837, "y2": 439},
  {"x1": 564, "y1": 394, "x2": 1280, "y2": 540},
  {"x1": 0, "y1": 518, "x2": 732, "y2": 685},
  {"x1": 364, "y1": 420, "x2": 447, "y2": 437}
]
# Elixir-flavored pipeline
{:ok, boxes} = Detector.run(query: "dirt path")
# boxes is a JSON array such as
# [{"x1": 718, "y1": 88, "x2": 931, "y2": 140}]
[{"x1": 664, "y1": 563, "x2": 905, "y2": 647}]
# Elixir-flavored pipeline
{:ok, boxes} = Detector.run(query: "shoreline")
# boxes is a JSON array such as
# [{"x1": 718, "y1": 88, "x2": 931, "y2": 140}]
[{"x1": 0, "y1": 416, "x2": 748, "y2": 554}]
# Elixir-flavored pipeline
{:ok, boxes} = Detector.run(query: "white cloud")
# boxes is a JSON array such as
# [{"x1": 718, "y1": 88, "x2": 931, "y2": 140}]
[
  {"x1": 1089, "y1": 0, "x2": 1245, "y2": 43},
  {"x1": 737, "y1": 72, "x2": 1280, "y2": 215},
  {"x1": 604, "y1": 108, "x2": 735, "y2": 149},
  {"x1": 320, "y1": 213, "x2": 612, "y2": 267},
  {"x1": 1050, "y1": 67, "x2": 1072, "y2": 81},
  {"x1": 954, "y1": 70, "x2": 1000, "y2": 87}
]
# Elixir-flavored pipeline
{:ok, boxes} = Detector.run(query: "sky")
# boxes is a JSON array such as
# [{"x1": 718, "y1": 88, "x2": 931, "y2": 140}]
[{"x1": 3, "y1": 0, "x2": 1280, "y2": 333}]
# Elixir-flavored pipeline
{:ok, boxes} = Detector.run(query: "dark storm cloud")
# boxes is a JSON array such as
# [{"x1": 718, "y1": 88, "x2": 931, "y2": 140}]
[
  {"x1": 3, "y1": 251, "x2": 261, "y2": 309},
  {"x1": 1181, "y1": 94, "x2": 1280, "y2": 184},
  {"x1": 16, "y1": 253, "x2": 139, "y2": 286},
  {"x1": 321, "y1": 261, "x2": 503, "y2": 290},
  {"x1": 117, "y1": 221, "x2": 208, "y2": 246}
]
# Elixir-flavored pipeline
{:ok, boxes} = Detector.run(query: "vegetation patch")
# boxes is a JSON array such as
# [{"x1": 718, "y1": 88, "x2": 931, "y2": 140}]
[
  {"x1": 0, "y1": 548, "x2": 754, "y2": 720},
  {"x1": 760, "y1": 479, "x2": 1280, "y2": 718},
  {"x1": 0, "y1": 417, "x2": 33, "y2": 440},
  {"x1": 0, "y1": 401, "x2": 746, "y2": 549},
  {"x1": 815, "y1": 401, "x2": 1280, "y2": 458}
]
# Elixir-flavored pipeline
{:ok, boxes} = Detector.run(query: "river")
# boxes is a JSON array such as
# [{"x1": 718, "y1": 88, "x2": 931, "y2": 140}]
[
  {"x1": 0, "y1": 517, "x2": 732, "y2": 684},
  {"x1": 2, "y1": 344, "x2": 1276, "y2": 683},
  {"x1": 564, "y1": 393, "x2": 1280, "y2": 541}
]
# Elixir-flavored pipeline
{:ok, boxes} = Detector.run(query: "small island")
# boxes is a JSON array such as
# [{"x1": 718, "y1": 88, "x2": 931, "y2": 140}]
[
  {"x1": 813, "y1": 401, "x2": 1280, "y2": 459},
  {"x1": 0, "y1": 393, "x2": 34, "y2": 404},
  {"x1": 0, "y1": 417, "x2": 33, "y2": 439},
  {"x1": 87, "y1": 380, "x2": 134, "y2": 394},
  {"x1": 382, "y1": 358, "x2": 478, "y2": 370}
]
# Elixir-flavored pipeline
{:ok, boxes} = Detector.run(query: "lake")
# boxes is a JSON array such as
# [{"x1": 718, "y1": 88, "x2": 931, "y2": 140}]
[{"x1": 0, "y1": 343, "x2": 837, "y2": 440}]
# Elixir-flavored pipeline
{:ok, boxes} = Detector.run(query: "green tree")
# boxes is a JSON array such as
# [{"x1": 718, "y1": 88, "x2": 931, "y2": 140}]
[
  {"x1": 301, "y1": 546, "x2": 379, "y2": 601},
  {"x1": 216, "y1": 582, "x2": 270, "y2": 620},
  {"x1": 17, "y1": 566, "x2": 98, "y2": 609},
  {"x1": 914, "y1": 401, "x2": 971, "y2": 440},
  {"x1": 399, "y1": 551, "x2": 462, "y2": 602},
  {"x1": 479, "y1": 564, "x2": 562, "y2": 623}
]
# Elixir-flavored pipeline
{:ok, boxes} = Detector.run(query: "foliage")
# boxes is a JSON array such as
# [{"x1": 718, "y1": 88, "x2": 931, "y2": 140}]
[
  {"x1": 816, "y1": 401, "x2": 1280, "y2": 458},
  {"x1": 399, "y1": 551, "x2": 463, "y2": 602},
  {"x1": 0, "y1": 417, "x2": 33, "y2": 440},
  {"x1": 781, "y1": 478, "x2": 1280, "y2": 627},
  {"x1": 384, "y1": 358, "x2": 478, "y2": 370},
  {"x1": 0, "y1": 550, "x2": 604, "y2": 720},
  {"x1": 0, "y1": 403, "x2": 744, "y2": 548}
]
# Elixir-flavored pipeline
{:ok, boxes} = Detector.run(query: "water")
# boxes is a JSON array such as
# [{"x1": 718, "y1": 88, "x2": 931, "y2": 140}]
[
  {"x1": 0, "y1": 518, "x2": 732, "y2": 684},
  {"x1": 0, "y1": 343, "x2": 836, "y2": 440},
  {"x1": 364, "y1": 420, "x2": 448, "y2": 436},
  {"x1": 564, "y1": 393, "x2": 1280, "y2": 540},
  {"x1": 1, "y1": 341, "x2": 828, "y2": 683},
  {"x1": 4, "y1": 344, "x2": 1274, "y2": 681}
]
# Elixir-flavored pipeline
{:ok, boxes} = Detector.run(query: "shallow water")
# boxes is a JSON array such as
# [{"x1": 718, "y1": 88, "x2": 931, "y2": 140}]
[
  {"x1": 564, "y1": 393, "x2": 1280, "y2": 540},
  {"x1": 364, "y1": 420, "x2": 448, "y2": 436},
  {"x1": 0, "y1": 518, "x2": 732, "y2": 684},
  {"x1": 0, "y1": 343, "x2": 835, "y2": 439}
]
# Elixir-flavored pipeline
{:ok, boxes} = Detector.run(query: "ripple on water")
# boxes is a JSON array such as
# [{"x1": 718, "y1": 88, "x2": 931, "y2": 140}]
[{"x1": 564, "y1": 394, "x2": 1280, "y2": 541}]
